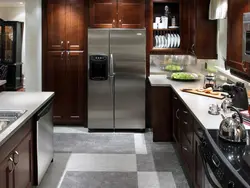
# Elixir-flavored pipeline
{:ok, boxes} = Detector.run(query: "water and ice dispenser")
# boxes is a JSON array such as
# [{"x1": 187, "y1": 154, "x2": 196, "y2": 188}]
[{"x1": 89, "y1": 55, "x2": 108, "y2": 80}]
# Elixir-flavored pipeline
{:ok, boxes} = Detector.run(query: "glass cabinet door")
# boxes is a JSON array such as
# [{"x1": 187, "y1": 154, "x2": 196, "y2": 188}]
[{"x1": 4, "y1": 25, "x2": 14, "y2": 63}]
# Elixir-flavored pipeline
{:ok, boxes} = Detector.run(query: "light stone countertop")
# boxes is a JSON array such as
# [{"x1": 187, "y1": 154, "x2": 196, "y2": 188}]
[
  {"x1": 0, "y1": 80, "x2": 6, "y2": 86},
  {"x1": 0, "y1": 92, "x2": 54, "y2": 147},
  {"x1": 149, "y1": 75, "x2": 250, "y2": 130}
]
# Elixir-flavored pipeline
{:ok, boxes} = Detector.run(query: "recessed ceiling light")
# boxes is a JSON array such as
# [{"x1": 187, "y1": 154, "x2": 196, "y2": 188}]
[{"x1": 19, "y1": 2, "x2": 24, "y2": 5}]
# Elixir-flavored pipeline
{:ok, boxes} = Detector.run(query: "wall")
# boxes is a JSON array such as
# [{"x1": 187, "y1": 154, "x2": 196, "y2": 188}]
[
  {"x1": 0, "y1": 6, "x2": 25, "y2": 67},
  {"x1": 25, "y1": 0, "x2": 42, "y2": 91}
]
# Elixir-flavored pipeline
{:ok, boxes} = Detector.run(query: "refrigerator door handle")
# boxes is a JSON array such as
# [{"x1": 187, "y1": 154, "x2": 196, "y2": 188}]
[{"x1": 110, "y1": 53, "x2": 115, "y2": 76}]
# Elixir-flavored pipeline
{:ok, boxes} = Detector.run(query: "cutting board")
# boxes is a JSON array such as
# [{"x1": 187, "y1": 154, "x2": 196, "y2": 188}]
[{"x1": 181, "y1": 89, "x2": 225, "y2": 100}]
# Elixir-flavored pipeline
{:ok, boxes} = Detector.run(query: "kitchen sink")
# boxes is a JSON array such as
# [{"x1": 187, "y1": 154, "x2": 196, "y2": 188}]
[{"x1": 0, "y1": 110, "x2": 27, "y2": 133}]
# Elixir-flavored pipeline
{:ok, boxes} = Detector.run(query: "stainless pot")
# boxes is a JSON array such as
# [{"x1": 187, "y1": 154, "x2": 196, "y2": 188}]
[{"x1": 219, "y1": 106, "x2": 247, "y2": 143}]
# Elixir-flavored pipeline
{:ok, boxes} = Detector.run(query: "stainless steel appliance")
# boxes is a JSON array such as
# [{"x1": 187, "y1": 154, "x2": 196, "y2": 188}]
[
  {"x1": 35, "y1": 100, "x2": 54, "y2": 185},
  {"x1": 197, "y1": 129, "x2": 250, "y2": 188},
  {"x1": 243, "y1": 13, "x2": 250, "y2": 63},
  {"x1": 88, "y1": 29, "x2": 146, "y2": 130}
]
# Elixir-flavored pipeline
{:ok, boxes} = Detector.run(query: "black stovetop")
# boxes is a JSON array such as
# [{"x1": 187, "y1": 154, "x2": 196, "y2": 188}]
[{"x1": 208, "y1": 130, "x2": 250, "y2": 185}]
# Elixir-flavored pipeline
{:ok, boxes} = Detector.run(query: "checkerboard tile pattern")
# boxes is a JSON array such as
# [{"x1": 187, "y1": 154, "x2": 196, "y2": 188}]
[{"x1": 37, "y1": 127, "x2": 189, "y2": 188}]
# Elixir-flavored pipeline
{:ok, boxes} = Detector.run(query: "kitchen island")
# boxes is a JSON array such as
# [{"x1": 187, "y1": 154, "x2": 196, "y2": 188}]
[
  {"x1": 149, "y1": 75, "x2": 250, "y2": 188},
  {"x1": 0, "y1": 92, "x2": 54, "y2": 188}
]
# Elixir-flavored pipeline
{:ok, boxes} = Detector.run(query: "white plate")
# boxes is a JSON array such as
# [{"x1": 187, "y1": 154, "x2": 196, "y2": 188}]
[
  {"x1": 177, "y1": 34, "x2": 180, "y2": 48},
  {"x1": 173, "y1": 34, "x2": 177, "y2": 48},
  {"x1": 170, "y1": 34, "x2": 174, "y2": 48},
  {"x1": 164, "y1": 36, "x2": 168, "y2": 48},
  {"x1": 160, "y1": 36, "x2": 164, "y2": 48},
  {"x1": 167, "y1": 34, "x2": 171, "y2": 48},
  {"x1": 155, "y1": 35, "x2": 159, "y2": 48}
]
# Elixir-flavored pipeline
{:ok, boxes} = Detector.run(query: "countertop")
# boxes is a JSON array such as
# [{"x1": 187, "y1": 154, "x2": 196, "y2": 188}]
[
  {"x1": 149, "y1": 75, "x2": 250, "y2": 130},
  {"x1": 0, "y1": 92, "x2": 54, "y2": 147},
  {"x1": 0, "y1": 80, "x2": 6, "y2": 86}
]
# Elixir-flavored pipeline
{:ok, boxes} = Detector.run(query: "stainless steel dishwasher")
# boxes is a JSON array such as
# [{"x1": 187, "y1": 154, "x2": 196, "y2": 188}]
[{"x1": 35, "y1": 100, "x2": 54, "y2": 185}]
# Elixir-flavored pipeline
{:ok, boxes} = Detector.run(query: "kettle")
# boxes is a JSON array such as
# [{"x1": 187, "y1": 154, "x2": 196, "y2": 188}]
[{"x1": 219, "y1": 106, "x2": 247, "y2": 143}]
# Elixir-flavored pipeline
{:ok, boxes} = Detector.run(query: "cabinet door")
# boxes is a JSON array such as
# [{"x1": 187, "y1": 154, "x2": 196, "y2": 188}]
[
  {"x1": 227, "y1": 0, "x2": 250, "y2": 74},
  {"x1": 66, "y1": 0, "x2": 85, "y2": 50},
  {"x1": 118, "y1": 0, "x2": 145, "y2": 28},
  {"x1": 172, "y1": 94, "x2": 180, "y2": 143},
  {"x1": 46, "y1": 51, "x2": 66, "y2": 121},
  {"x1": 188, "y1": 0, "x2": 217, "y2": 59},
  {"x1": 47, "y1": 0, "x2": 66, "y2": 50},
  {"x1": 89, "y1": 0, "x2": 117, "y2": 28},
  {"x1": 193, "y1": 133, "x2": 204, "y2": 188},
  {"x1": 65, "y1": 51, "x2": 85, "y2": 123},
  {"x1": 0, "y1": 155, "x2": 14, "y2": 188},
  {"x1": 14, "y1": 132, "x2": 32, "y2": 188}
]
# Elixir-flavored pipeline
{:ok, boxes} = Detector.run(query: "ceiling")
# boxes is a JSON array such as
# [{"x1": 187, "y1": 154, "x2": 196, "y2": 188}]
[{"x1": 0, "y1": 0, "x2": 25, "y2": 7}]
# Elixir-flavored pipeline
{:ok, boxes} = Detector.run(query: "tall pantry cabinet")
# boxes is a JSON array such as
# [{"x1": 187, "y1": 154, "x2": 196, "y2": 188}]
[{"x1": 42, "y1": 0, "x2": 87, "y2": 125}]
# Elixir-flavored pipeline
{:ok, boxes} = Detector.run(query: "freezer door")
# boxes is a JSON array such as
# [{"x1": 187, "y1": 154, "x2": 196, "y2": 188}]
[
  {"x1": 88, "y1": 29, "x2": 114, "y2": 129},
  {"x1": 110, "y1": 29, "x2": 146, "y2": 129}
]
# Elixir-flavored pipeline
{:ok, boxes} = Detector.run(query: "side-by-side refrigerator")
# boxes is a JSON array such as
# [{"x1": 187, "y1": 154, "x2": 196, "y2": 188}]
[{"x1": 88, "y1": 29, "x2": 146, "y2": 130}]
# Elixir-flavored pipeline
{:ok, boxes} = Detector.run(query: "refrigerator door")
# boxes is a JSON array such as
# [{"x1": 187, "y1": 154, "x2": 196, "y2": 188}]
[
  {"x1": 110, "y1": 29, "x2": 146, "y2": 129},
  {"x1": 88, "y1": 29, "x2": 114, "y2": 129}
]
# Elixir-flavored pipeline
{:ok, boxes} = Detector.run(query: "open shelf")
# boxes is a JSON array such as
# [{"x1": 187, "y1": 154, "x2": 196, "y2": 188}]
[
  {"x1": 150, "y1": 48, "x2": 185, "y2": 54},
  {"x1": 153, "y1": 0, "x2": 179, "y2": 3},
  {"x1": 153, "y1": 28, "x2": 179, "y2": 31}
]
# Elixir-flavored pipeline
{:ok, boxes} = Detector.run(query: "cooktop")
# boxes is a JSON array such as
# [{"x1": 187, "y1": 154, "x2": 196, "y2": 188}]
[{"x1": 208, "y1": 130, "x2": 250, "y2": 185}]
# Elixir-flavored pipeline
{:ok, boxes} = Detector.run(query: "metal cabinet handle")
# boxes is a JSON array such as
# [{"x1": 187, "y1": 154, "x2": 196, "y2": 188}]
[
  {"x1": 67, "y1": 51, "x2": 70, "y2": 62},
  {"x1": 67, "y1": 41, "x2": 70, "y2": 48},
  {"x1": 183, "y1": 110, "x2": 188, "y2": 114},
  {"x1": 174, "y1": 96, "x2": 178, "y2": 100},
  {"x1": 112, "y1": 19, "x2": 116, "y2": 27},
  {"x1": 242, "y1": 61, "x2": 248, "y2": 72},
  {"x1": 13, "y1": 151, "x2": 19, "y2": 165},
  {"x1": 110, "y1": 54, "x2": 114, "y2": 76},
  {"x1": 61, "y1": 51, "x2": 64, "y2": 61},
  {"x1": 184, "y1": 121, "x2": 188, "y2": 125},
  {"x1": 60, "y1": 41, "x2": 64, "y2": 47},
  {"x1": 183, "y1": 146, "x2": 188, "y2": 151},
  {"x1": 176, "y1": 109, "x2": 180, "y2": 119},
  {"x1": 8, "y1": 157, "x2": 14, "y2": 172}
]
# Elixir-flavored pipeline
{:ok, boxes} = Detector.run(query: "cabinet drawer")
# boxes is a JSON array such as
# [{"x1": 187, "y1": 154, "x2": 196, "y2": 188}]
[{"x1": 0, "y1": 120, "x2": 32, "y2": 163}]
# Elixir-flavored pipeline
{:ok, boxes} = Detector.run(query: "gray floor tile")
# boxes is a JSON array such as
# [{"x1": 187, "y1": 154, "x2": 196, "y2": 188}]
[
  {"x1": 66, "y1": 153, "x2": 137, "y2": 172},
  {"x1": 146, "y1": 142, "x2": 175, "y2": 154},
  {"x1": 136, "y1": 154, "x2": 155, "y2": 171},
  {"x1": 54, "y1": 133, "x2": 135, "y2": 154},
  {"x1": 137, "y1": 172, "x2": 160, "y2": 188},
  {"x1": 60, "y1": 171, "x2": 138, "y2": 188},
  {"x1": 37, "y1": 153, "x2": 71, "y2": 188},
  {"x1": 172, "y1": 169, "x2": 190, "y2": 188},
  {"x1": 158, "y1": 172, "x2": 176, "y2": 188},
  {"x1": 153, "y1": 152, "x2": 181, "y2": 172}
]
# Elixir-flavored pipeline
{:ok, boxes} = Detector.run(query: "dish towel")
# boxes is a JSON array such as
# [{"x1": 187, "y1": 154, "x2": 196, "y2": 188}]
[{"x1": 209, "y1": 0, "x2": 228, "y2": 20}]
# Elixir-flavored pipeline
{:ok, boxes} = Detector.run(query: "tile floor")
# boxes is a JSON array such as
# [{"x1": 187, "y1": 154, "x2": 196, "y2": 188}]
[{"x1": 37, "y1": 127, "x2": 189, "y2": 188}]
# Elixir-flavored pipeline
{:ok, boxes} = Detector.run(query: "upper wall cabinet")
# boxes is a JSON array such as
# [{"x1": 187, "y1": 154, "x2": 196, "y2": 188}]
[
  {"x1": 187, "y1": 0, "x2": 217, "y2": 59},
  {"x1": 227, "y1": 0, "x2": 250, "y2": 76},
  {"x1": 89, "y1": 0, "x2": 145, "y2": 28},
  {"x1": 47, "y1": 0, "x2": 85, "y2": 51}
]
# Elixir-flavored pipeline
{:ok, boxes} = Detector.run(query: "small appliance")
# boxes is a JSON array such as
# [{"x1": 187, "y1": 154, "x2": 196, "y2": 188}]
[{"x1": 219, "y1": 106, "x2": 247, "y2": 143}]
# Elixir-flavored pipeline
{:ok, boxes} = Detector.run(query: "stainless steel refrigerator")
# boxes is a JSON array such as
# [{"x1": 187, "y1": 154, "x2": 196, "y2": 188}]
[{"x1": 88, "y1": 29, "x2": 146, "y2": 130}]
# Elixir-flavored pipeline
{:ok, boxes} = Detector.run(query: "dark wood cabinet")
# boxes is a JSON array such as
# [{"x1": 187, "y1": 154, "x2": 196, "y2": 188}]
[
  {"x1": 172, "y1": 93, "x2": 180, "y2": 143},
  {"x1": 0, "y1": 155, "x2": 14, "y2": 188},
  {"x1": 150, "y1": 85, "x2": 172, "y2": 142},
  {"x1": 14, "y1": 132, "x2": 32, "y2": 188},
  {"x1": 89, "y1": 0, "x2": 145, "y2": 28},
  {"x1": 227, "y1": 0, "x2": 250, "y2": 76},
  {"x1": 65, "y1": 51, "x2": 86, "y2": 123},
  {"x1": 118, "y1": 0, "x2": 145, "y2": 28},
  {"x1": 193, "y1": 133, "x2": 204, "y2": 188},
  {"x1": 43, "y1": 0, "x2": 86, "y2": 124},
  {"x1": 47, "y1": 0, "x2": 66, "y2": 51},
  {"x1": 46, "y1": 51, "x2": 66, "y2": 121},
  {"x1": 187, "y1": 0, "x2": 217, "y2": 59},
  {"x1": 66, "y1": 1, "x2": 85, "y2": 50},
  {"x1": 89, "y1": 0, "x2": 117, "y2": 28},
  {"x1": 0, "y1": 120, "x2": 33, "y2": 188}
]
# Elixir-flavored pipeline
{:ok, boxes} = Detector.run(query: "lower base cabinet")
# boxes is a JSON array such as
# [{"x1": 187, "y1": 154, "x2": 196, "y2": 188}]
[{"x1": 0, "y1": 120, "x2": 33, "y2": 188}]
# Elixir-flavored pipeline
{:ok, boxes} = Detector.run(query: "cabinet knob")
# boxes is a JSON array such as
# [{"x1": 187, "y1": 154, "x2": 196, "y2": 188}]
[
  {"x1": 8, "y1": 157, "x2": 14, "y2": 172},
  {"x1": 113, "y1": 19, "x2": 115, "y2": 23},
  {"x1": 119, "y1": 19, "x2": 122, "y2": 22},
  {"x1": 60, "y1": 41, "x2": 64, "y2": 47},
  {"x1": 13, "y1": 151, "x2": 19, "y2": 165},
  {"x1": 61, "y1": 51, "x2": 64, "y2": 60}
]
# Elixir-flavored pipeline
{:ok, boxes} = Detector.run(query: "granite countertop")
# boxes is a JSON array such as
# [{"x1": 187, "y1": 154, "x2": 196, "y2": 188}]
[
  {"x1": 0, "y1": 92, "x2": 54, "y2": 147},
  {"x1": 0, "y1": 80, "x2": 6, "y2": 86},
  {"x1": 149, "y1": 75, "x2": 250, "y2": 130}
]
